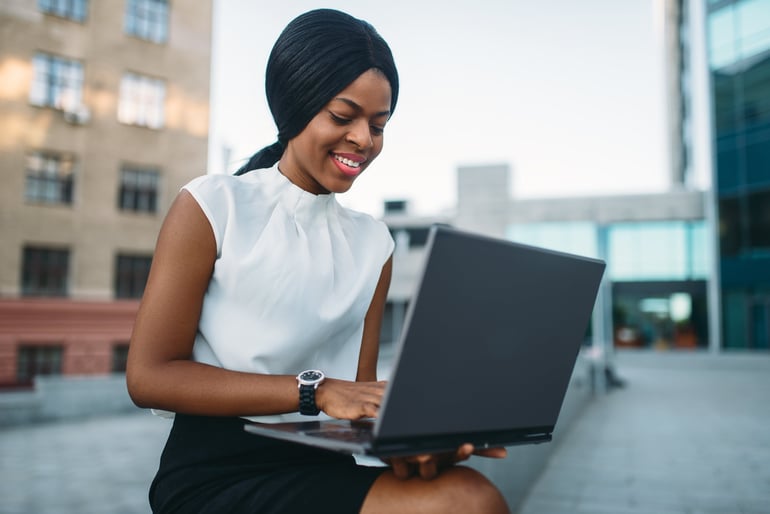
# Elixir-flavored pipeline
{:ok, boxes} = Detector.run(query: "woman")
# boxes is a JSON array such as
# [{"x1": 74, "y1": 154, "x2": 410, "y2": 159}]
[{"x1": 127, "y1": 8, "x2": 509, "y2": 513}]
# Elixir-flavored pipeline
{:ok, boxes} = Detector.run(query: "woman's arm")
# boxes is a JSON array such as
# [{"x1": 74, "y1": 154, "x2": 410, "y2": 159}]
[
  {"x1": 356, "y1": 256, "x2": 393, "y2": 382},
  {"x1": 127, "y1": 190, "x2": 387, "y2": 418},
  {"x1": 126, "y1": 191, "x2": 301, "y2": 416},
  {"x1": 313, "y1": 256, "x2": 391, "y2": 418}
]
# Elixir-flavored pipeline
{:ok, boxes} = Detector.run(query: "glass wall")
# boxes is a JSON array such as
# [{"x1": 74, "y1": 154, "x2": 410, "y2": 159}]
[
  {"x1": 708, "y1": 0, "x2": 770, "y2": 349},
  {"x1": 508, "y1": 220, "x2": 710, "y2": 349}
]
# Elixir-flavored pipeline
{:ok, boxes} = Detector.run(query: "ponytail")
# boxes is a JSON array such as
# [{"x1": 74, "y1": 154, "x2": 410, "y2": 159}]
[{"x1": 234, "y1": 141, "x2": 284, "y2": 176}]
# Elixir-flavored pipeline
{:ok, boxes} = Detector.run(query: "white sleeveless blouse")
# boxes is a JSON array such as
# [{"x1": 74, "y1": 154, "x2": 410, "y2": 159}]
[{"x1": 182, "y1": 164, "x2": 394, "y2": 423}]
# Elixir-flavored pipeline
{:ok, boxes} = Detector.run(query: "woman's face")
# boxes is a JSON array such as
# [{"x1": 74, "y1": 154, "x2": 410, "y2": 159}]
[{"x1": 279, "y1": 69, "x2": 392, "y2": 195}]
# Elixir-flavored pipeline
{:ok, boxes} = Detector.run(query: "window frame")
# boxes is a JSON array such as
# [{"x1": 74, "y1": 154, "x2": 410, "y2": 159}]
[
  {"x1": 118, "y1": 165, "x2": 160, "y2": 214},
  {"x1": 29, "y1": 52, "x2": 84, "y2": 111},
  {"x1": 25, "y1": 150, "x2": 75, "y2": 205},
  {"x1": 16, "y1": 344, "x2": 64, "y2": 384},
  {"x1": 124, "y1": 0, "x2": 169, "y2": 44},
  {"x1": 38, "y1": 0, "x2": 88, "y2": 22},
  {"x1": 21, "y1": 246, "x2": 70, "y2": 297},
  {"x1": 117, "y1": 72, "x2": 166, "y2": 129},
  {"x1": 115, "y1": 253, "x2": 153, "y2": 299}
]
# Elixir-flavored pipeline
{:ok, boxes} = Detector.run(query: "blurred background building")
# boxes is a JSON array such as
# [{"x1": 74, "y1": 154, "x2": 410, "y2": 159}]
[
  {"x1": 0, "y1": 0, "x2": 212, "y2": 388},
  {"x1": 703, "y1": 0, "x2": 770, "y2": 350},
  {"x1": 660, "y1": 0, "x2": 769, "y2": 350},
  {"x1": 383, "y1": 0, "x2": 770, "y2": 354},
  {"x1": 383, "y1": 167, "x2": 710, "y2": 355}
]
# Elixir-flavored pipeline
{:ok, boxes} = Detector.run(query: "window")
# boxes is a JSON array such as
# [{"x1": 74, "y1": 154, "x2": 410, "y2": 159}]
[
  {"x1": 118, "y1": 72, "x2": 165, "y2": 129},
  {"x1": 25, "y1": 151, "x2": 74, "y2": 205},
  {"x1": 720, "y1": 196, "x2": 742, "y2": 257},
  {"x1": 124, "y1": 0, "x2": 168, "y2": 43},
  {"x1": 29, "y1": 53, "x2": 83, "y2": 111},
  {"x1": 112, "y1": 344, "x2": 130, "y2": 372},
  {"x1": 17, "y1": 345, "x2": 63, "y2": 384},
  {"x1": 119, "y1": 166, "x2": 159, "y2": 213},
  {"x1": 22, "y1": 247, "x2": 69, "y2": 296},
  {"x1": 115, "y1": 254, "x2": 152, "y2": 298},
  {"x1": 748, "y1": 189, "x2": 770, "y2": 250},
  {"x1": 39, "y1": 0, "x2": 88, "y2": 21}
]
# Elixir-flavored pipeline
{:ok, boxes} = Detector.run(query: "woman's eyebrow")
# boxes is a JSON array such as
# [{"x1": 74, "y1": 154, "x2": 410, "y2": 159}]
[{"x1": 333, "y1": 97, "x2": 390, "y2": 117}]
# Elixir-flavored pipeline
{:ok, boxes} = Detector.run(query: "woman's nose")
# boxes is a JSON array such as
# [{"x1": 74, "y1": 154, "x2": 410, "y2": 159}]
[{"x1": 346, "y1": 120, "x2": 373, "y2": 150}]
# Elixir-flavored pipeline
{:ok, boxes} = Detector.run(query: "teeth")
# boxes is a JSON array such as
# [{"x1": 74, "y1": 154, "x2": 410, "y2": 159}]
[{"x1": 335, "y1": 155, "x2": 361, "y2": 168}]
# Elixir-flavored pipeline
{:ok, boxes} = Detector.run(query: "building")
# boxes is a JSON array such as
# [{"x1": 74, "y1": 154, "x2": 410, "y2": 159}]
[
  {"x1": 0, "y1": 0, "x2": 213, "y2": 387},
  {"x1": 664, "y1": 0, "x2": 770, "y2": 349},
  {"x1": 382, "y1": 164, "x2": 710, "y2": 353},
  {"x1": 706, "y1": 0, "x2": 770, "y2": 349}
]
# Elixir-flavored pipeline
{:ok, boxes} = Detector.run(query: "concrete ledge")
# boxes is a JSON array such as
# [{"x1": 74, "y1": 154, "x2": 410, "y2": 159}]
[
  {"x1": 0, "y1": 374, "x2": 137, "y2": 427},
  {"x1": 468, "y1": 355, "x2": 594, "y2": 511}
]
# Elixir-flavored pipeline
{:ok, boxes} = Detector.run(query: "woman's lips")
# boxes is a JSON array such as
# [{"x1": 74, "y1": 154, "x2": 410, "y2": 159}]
[{"x1": 331, "y1": 153, "x2": 365, "y2": 177}]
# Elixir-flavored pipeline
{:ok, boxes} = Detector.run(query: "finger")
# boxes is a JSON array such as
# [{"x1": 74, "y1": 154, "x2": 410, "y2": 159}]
[
  {"x1": 389, "y1": 458, "x2": 411, "y2": 480},
  {"x1": 473, "y1": 447, "x2": 508, "y2": 459},
  {"x1": 419, "y1": 457, "x2": 438, "y2": 480},
  {"x1": 454, "y1": 443, "x2": 475, "y2": 462},
  {"x1": 361, "y1": 402, "x2": 380, "y2": 418}
]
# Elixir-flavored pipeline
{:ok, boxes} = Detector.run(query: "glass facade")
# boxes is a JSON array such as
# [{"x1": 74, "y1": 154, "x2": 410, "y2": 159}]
[
  {"x1": 508, "y1": 220, "x2": 710, "y2": 349},
  {"x1": 708, "y1": 0, "x2": 770, "y2": 349}
]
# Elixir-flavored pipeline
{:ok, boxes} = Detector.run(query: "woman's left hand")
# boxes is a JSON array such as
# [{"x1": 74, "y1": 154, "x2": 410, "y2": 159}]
[{"x1": 384, "y1": 444, "x2": 508, "y2": 480}]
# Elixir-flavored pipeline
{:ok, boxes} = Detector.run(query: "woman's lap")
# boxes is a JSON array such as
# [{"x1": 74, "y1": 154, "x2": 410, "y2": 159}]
[{"x1": 150, "y1": 414, "x2": 386, "y2": 514}]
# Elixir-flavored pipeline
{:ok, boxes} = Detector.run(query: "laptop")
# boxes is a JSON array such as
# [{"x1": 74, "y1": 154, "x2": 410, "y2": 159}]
[{"x1": 244, "y1": 225, "x2": 606, "y2": 457}]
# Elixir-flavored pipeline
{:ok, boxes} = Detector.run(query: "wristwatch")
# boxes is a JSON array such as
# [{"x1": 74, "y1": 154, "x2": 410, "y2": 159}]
[{"x1": 297, "y1": 369, "x2": 325, "y2": 415}]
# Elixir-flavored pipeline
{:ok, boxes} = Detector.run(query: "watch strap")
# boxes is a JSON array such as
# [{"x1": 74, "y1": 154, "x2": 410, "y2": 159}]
[{"x1": 299, "y1": 384, "x2": 320, "y2": 415}]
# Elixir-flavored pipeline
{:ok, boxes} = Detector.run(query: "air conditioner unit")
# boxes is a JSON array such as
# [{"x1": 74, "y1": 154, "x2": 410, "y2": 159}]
[{"x1": 63, "y1": 106, "x2": 91, "y2": 125}]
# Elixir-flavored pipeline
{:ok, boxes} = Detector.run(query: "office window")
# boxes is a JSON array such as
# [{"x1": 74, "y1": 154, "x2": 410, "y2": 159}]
[
  {"x1": 118, "y1": 73, "x2": 165, "y2": 129},
  {"x1": 25, "y1": 151, "x2": 74, "y2": 205},
  {"x1": 112, "y1": 344, "x2": 130, "y2": 372},
  {"x1": 608, "y1": 221, "x2": 709, "y2": 280},
  {"x1": 119, "y1": 166, "x2": 159, "y2": 213},
  {"x1": 124, "y1": 0, "x2": 168, "y2": 43},
  {"x1": 22, "y1": 247, "x2": 69, "y2": 297},
  {"x1": 748, "y1": 189, "x2": 770, "y2": 250},
  {"x1": 719, "y1": 196, "x2": 742, "y2": 257},
  {"x1": 507, "y1": 221, "x2": 599, "y2": 258},
  {"x1": 17, "y1": 345, "x2": 64, "y2": 384},
  {"x1": 115, "y1": 254, "x2": 152, "y2": 298},
  {"x1": 29, "y1": 53, "x2": 83, "y2": 111},
  {"x1": 39, "y1": 0, "x2": 88, "y2": 21}
]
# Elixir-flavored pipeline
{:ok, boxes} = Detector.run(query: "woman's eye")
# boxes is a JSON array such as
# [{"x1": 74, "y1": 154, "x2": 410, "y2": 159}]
[
  {"x1": 329, "y1": 112, "x2": 351, "y2": 124},
  {"x1": 370, "y1": 125, "x2": 385, "y2": 136}
]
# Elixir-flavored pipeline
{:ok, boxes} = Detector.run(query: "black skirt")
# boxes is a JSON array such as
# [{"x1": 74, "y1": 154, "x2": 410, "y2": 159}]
[{"x1": 150, "y1": 414, "x2": 387, "y2": 514}]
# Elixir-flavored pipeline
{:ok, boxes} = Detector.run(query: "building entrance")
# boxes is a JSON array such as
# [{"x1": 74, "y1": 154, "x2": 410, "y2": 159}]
[{"x1": 612, "y1": 281, "x2": 708, "y2": 350}]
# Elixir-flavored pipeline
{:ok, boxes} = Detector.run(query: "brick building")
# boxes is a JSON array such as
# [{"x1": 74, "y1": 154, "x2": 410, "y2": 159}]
[{"x1": 0, "y1": 0, "x2": 213, "y2": 386}]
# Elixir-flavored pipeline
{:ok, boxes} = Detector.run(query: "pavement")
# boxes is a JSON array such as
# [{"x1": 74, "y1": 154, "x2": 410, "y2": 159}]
[
  {"x1": 518, "y1": 351, "x2": 770, "y2": 514},
  {"x1": 1, "y1": 351, "x2": 769, "y2": 514}
]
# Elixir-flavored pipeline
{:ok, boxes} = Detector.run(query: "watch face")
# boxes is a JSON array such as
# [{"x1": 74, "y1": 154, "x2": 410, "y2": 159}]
[
  {"x1": 300, "y1": 370, "x2": 322, "y2": 381},
  {"x1": 298, "y1": 370, "x2": 324, "y2": 384}
]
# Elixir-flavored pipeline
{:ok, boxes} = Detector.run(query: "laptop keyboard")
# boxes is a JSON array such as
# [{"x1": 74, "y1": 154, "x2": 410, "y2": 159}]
[{"x1": 302, "y1": 421, "x2": 374, "y2": 444}]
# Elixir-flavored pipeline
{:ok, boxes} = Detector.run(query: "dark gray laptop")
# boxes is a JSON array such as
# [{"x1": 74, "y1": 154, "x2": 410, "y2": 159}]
[{"x1": 244, "y1": 225, "x2": 606, "y2": 457}]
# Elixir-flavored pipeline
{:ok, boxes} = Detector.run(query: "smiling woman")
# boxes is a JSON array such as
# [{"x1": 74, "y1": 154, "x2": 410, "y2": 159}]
[{"x1": 126, "y1": 8, "x2": 508, "y2": 514}]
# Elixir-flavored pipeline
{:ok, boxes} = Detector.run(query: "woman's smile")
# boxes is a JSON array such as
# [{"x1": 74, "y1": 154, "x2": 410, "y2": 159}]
[{"x1": 332, "y1": 152, "x2": 366, "y2": 177}]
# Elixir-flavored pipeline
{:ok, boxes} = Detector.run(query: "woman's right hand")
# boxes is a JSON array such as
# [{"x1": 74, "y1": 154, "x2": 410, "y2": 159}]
[{"x1": 315, "y1": 379, "x2": 387, "y2": 420}]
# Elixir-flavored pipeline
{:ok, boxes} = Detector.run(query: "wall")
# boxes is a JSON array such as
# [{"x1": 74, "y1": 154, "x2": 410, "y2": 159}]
[{"x1": 0, "y1": 373, "x2": 136, "y2": 427}]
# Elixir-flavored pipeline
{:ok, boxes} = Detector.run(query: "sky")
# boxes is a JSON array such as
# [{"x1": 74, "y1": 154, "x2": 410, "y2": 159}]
[{"x1": 208, "y1": 0, "x2": 671, "y2": 217}]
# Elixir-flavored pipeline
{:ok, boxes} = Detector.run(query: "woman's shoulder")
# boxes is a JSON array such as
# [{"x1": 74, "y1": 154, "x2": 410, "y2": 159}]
[
  {"x1": 338, "y1": 204, "x2": 386, "y2": 228},
  {"x1": 337, "y1": 204, "x2": 394, "y2": 248},
  {"x1": 183, "y1": 172, "x2": 241, "y2": 194}
]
